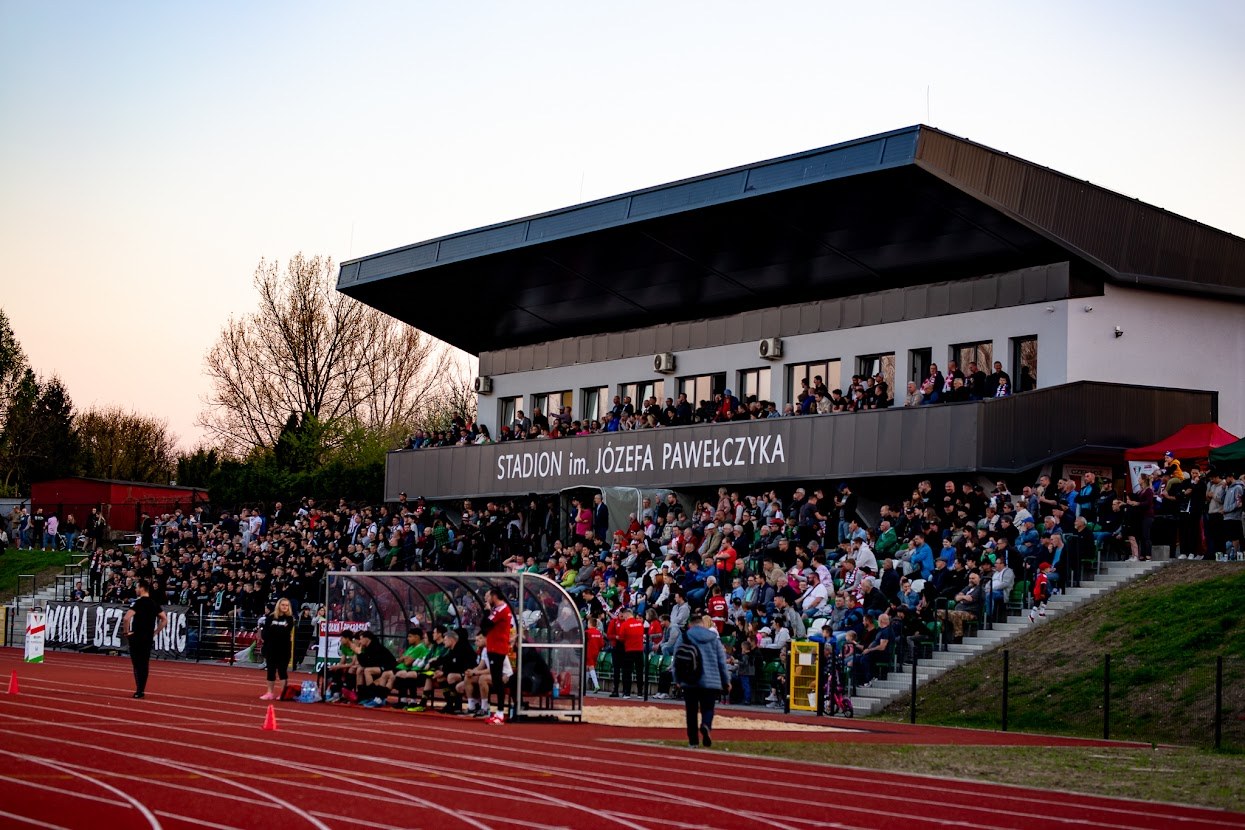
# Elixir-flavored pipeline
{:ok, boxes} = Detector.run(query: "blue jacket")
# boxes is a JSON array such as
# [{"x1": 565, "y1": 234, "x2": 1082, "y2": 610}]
[
  {"x1": 1016, "y1": 528, "x2": 1041, "y2": 557},
  {"x1": 686, "y1": 625, "x2": 731, "y2": 691},
  {"x1": 909, "y1": 544, "x2": 934, "y2": 579}
]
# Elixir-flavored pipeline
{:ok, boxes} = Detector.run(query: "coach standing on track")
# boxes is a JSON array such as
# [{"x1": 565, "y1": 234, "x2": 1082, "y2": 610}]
[
  {"x1": 683, "y1": 613, "x2": 730, "y2": 748},
  {"x1": 481, "y1": 588, "x2": 513, "y2": 718},
  {"x1": 124, "y1": 579, "x2": 167, "y2": 699}
]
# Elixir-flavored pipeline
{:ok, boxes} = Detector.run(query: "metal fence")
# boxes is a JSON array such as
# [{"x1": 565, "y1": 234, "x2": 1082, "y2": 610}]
[{"x1": 903, "y1": 648, "x2": 1244, "y2": 752}]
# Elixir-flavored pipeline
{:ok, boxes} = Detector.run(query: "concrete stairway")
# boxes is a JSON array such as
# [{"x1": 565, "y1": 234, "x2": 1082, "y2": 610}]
[{"x1": 847, "y1": 558, "x2": 1167, "y2": 716}]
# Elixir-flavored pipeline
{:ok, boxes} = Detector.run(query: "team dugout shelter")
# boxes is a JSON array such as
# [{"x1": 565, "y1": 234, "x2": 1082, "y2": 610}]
[
  {"x1": 338, "y1": 125, "x2": 1244, "y2": 508},
  {"x1": 323, "y1": 571, "x2": 585, "y2": 720}
]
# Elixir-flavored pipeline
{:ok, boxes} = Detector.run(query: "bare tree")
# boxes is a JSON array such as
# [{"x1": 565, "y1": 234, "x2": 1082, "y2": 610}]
[
  {"x1": 200, "y1": 254, "x2": 451, "y2": 453},
  {"x1": 76, "y1": 407, "x2": 177, "y2": 483},
  {"x1": 418, "y1": 361, "x2": 479, "y2": 433}
]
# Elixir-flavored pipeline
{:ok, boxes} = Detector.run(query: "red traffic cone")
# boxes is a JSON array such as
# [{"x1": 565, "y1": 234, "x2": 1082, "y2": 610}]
[
  {"x1": 6, "y1": 671, "x2": 17, "y2": 695},
  {"x1": 262, "y1": 704, "x2": 278, "y2": 731}
]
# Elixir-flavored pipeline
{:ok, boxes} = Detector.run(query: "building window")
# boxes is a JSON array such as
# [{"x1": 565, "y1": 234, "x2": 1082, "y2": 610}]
[
  {"x1": 677, "y1": 373, "x2": 726, "y2": 409},
  {"x1": 909, "y1": 348, "x2": 932, "y2": 386},
  {"x1": 953, "y1": 340, "x2": 994, "y2": 377},
  {"x1": 619, "y1": 380, "x2": 664, "y2": 409},
  {"x1": 737, "y1": 367, "x2": 772, "y2": 404},
  {"x1": 499, "y1": 396, "x2": 521, "y2": 431},
  {"x1": 787, "y1": 360, "x2": 841, "y2": 409},
  {"x1": 581, "y1": 386, "x2": 609, "y2": 423},
  {"x1": 531, "y1": 391, "x2": 572, "y2": 421},
  {"x1": 1011, "y1": 336, "x2": 1038, "y2": 392},
  {"x1": 856, "y1": 353, "x2": 895, "y2": 403}
]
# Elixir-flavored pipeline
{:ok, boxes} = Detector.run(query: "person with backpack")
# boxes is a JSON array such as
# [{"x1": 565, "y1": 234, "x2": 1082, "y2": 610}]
[{"x1": 677, "y1": 613, "x2": 731, "y2": 748}]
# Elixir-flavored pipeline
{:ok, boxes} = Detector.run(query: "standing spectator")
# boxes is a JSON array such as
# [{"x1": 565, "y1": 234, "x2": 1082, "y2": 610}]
[
  {"x1": 1223, "y1": 472, "x2": 1244, "y2": 560},
  {"x1": 43, "y1": 511, "x2": 58, "y2": 550},
  {"x1": 592, "y1": 493, "x2": 610, "y2": 543},
  {"x1": 682, "y1": 613, "x2": 731, "y2": 748},
  {"x1": 986, "y1": 556, "x2": 1015, "y2": 621},
  {"x1": 1126, "y1": 474, "x2": 1157, "y2": 561},
  {"x1": 61, "y1": 513, "x2": 79, "y2": 552},
  {"x1": 1205, "y1": 470, "x2": 1226, "y2": 559}
]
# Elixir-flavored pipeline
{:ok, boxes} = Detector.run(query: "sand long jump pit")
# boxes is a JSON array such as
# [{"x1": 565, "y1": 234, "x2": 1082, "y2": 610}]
[{"x1": 584, "y1": 702, "x2": 857, "y2": 732}]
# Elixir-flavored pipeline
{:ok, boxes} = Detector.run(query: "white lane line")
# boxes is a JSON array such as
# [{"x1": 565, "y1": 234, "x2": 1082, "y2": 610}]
[
  {"x1": 0, "y1": 688, "x2": 956, "y2": 830},
  {"x1": 0, "y1": 710, "x2": 496, "y2": 830},
  {"x1": 0, "y1": 771, "x2": 123, "y2": 807},
  {"x1": 0, "y1": 749, "x2": 162, "y2": 830},
  {"x1": 15, "y1": 679, "x2": 1216, "y2": 830},
  {"x1": 151, "y1": 811, "x2": 242, "y2": 830},
  {"x1": 0, "y1": 701, "x2": 633, "y2": 830},
  {"x1": 0, "y1": 809, "x2": 74, "y2": 830}
]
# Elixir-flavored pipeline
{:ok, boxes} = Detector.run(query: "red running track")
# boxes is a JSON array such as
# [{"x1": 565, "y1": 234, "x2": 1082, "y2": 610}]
[{"x1": 1, "y1": 649, "x2": 1242, "y2": 830}]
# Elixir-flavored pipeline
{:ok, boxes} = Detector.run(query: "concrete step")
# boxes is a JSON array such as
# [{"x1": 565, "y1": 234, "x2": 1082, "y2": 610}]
[
  {"x1": 849, "y1": 695, "x2": 882, "y2": 712},
  {"x1": 946, "y1": 643, "x2": 988, "y2": 653}
]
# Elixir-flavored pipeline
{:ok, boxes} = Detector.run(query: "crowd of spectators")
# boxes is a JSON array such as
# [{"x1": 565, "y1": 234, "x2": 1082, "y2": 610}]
[
  {"x1": 401, "y1": 361, "x2": 1033, "y2": 450},
  {"x1": 8, "y1": 445, "x2": 1237, "y2": 707}
]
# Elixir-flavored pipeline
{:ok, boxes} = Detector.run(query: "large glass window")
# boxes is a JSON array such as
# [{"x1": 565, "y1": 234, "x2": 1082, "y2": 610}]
[
  {"x1": 581, "y1": 386, "x2": 609, "y2": 422},
  {"x1": 531, "y1": 391, "x2": 572, "y2": 421},
  {"x1": 677, "y1": 373, "x2": 726, "y2": 409},
  {"x1": 787, "y1": 360, "x2": 841, "y2": 408},
  {"x1": 953, "y1": 340, "x2": 994, "y2": 376},
  {"x1": 499, "y1": 396, "x2": 522, "y2": 431},
  {"x1": 737, "y1": 367, "x2": 772, "y2": 404},
  {"x1": 909, "y1": 348, "x2": 932, "y2": 386},
  {"x1": 619, "y1": 380, "x2": 664, "y2": 408},
  {"x1": 856, "y1": 353, "x2": 895, "y2": 403},
  {"x1": 1011, "y1": 336, "x2": 1038, "y2": 392}
]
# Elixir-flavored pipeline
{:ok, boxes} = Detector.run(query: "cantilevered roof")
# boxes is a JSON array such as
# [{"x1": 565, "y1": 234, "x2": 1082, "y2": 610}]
[{"x1": 338, "y1": 126, "x2": 1245, "y2": 354}]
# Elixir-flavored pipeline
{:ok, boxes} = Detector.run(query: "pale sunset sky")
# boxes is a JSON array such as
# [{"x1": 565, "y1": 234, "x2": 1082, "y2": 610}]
[{"x1": 1, "y1": 1, "x2": 1242, "y2": 450}]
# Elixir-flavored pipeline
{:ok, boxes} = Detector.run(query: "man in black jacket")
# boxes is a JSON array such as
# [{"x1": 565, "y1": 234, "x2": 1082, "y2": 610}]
[{"x1": 937, "y1": 571, "x2": 983, "y2": 640}]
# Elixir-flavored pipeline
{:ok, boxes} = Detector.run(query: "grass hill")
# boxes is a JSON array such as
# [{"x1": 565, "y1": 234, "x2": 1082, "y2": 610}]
[{"x1": 879, "y1": 561, "x2": 1245, "y2": 750}]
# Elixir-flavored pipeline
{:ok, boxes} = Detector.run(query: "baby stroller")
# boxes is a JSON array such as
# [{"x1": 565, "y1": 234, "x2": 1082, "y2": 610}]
[{"x1": 822, "y1": 646, "x2": 854, "y2": 718}]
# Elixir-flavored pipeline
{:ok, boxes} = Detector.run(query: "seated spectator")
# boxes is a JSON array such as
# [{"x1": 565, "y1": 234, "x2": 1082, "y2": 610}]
[{"x1": 936, "y1": 571, "x2": 983, "y2": 641}]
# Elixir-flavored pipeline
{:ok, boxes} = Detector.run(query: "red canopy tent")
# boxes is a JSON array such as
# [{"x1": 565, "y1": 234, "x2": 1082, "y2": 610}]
[{"x1": 1123, "y1": 423, "x2": 1239, "y2": 461}]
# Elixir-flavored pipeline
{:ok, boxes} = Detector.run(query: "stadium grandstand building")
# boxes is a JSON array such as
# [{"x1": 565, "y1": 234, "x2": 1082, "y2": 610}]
[{"x1": 338, "y1": 126, "x2": 1244, "y2": 508}]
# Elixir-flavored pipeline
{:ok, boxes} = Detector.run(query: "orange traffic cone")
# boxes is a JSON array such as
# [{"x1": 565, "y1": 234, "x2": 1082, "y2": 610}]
[
  {"x1": 6, "y1": 671, "x2": 17, "y2": 695},
  {"x1": 262, "y1": 704, "x2": 278, "y2": 731}
]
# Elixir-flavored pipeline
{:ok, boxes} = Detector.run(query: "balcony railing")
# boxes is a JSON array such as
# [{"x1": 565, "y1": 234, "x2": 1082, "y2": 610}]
[{"x1": 387, "y1": 382, "x2": 1215, "y2": 499}]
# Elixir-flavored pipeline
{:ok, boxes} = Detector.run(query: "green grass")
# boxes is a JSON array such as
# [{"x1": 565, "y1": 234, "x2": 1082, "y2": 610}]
[
  {"x1": 0, "y1": 548, "x2": 79, "y2": 604},
  {"x1": 877, "y1": 562, "x2": 1245, "y2": 749},
  {"x1": 688, "y1": 741, "x2": 1245, "y2": 813}
]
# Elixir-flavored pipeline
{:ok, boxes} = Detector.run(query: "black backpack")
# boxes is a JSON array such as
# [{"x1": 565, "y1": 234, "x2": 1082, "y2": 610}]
[{"x1": 673, "y1": 641, "x2": 701, "y2": 685}]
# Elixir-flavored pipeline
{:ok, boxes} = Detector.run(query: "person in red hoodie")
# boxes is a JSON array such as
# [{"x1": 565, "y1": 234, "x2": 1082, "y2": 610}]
[
  {"x1": 585, "y1": 614, "x2": 605, "y2": 692},
  {"x1": 618, "y1": 606, "x2": 647, "y2": 699},
  {"x1": 482, "y1": 588, "x2": 513, "y2": 719}
]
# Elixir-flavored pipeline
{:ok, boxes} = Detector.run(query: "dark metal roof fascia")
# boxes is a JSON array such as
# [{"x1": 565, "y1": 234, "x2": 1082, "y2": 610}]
[
  {"x1": 913, "y1": 127, "x2": 1245, "y2": 301},
  {"x1": 337, "y1": 126, "x2": 922, "y2": 288}
]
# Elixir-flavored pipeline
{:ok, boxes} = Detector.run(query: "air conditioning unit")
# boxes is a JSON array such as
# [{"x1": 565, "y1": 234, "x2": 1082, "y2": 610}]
[
  {"x1": 758, "y1": 337, "x2": 783, "y2": 360},
  {"x1": 473, "y1": 376, "x2": 493, "y2": 394},
  {"x1": 653, "y1": 352, "x2": 676, "y2": 373}
]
